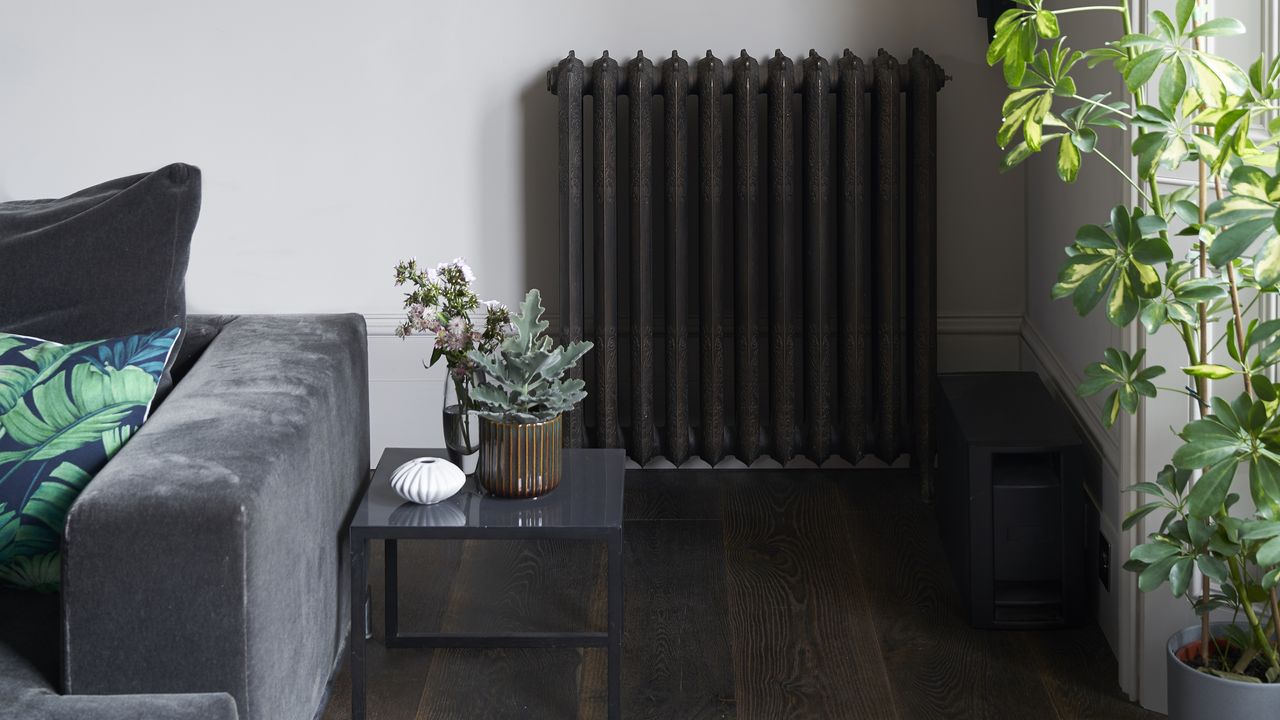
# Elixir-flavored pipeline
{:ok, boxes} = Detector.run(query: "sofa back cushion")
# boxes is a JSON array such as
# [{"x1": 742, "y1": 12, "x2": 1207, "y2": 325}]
[
  {"x1": 0, "y1": 328, "x2": 179, "y2": 591},
  {"x1": 0, "y1": 163, "x2": 200, "y2": 391}
]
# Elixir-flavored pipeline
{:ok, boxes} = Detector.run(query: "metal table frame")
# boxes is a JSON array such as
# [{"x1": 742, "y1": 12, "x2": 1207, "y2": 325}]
[{"x1": 349, "y1": 500, "x2": 624, "y2": 719}]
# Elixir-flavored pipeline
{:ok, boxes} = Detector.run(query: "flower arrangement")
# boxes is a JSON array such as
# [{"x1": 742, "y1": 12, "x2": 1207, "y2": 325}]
[
  {"x1": 394, "y1": 257, "x2": 513, "y2": 378},
  {"x1": 393, "y1": 257, "x2": 513, "y2": 458}
]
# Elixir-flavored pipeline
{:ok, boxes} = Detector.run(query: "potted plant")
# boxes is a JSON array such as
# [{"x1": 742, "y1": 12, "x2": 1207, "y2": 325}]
[
  {"x1": 393, "y1": 257, "x2": 513, "y2": 472},
  {"x1": 467, "y1": 289, "x2": 592, "y2": 498},
  {"x1": 987, "y1": 0, "x2": 1280, "y2": 714}
]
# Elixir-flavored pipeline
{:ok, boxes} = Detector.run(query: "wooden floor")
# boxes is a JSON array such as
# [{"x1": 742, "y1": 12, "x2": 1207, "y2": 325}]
[{"x1": 321, "y1": 469, "x2": 1161, "y2": 719}]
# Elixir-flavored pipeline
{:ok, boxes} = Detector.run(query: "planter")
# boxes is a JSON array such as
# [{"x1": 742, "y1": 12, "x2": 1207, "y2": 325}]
[
  {"x1": 1167, "y1": 622, "x2": 1280, "y2": 719},
  {"x1": 477, "y1": 414, "x2": 562, "y2": 498}
]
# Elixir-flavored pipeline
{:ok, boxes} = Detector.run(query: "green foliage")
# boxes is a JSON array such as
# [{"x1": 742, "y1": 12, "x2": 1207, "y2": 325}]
[
  {"x1": 1051, "y1": 206, "x2": 1171, "y2": 325},
  {"x1": 467, "y1": 290, "x2": 593, "y2": 423},
  {"x1": 989, "y1": 0, "x2": 1280, "y2": 678},
  {"x1": 1077, "y1": 348, "x2": 1164, "y2": 427}
]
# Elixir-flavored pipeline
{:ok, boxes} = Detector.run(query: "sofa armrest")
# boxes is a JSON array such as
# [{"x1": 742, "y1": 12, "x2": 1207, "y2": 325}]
[{"x1": 61, "y1": 314, "x2": 370, "y2": 720}]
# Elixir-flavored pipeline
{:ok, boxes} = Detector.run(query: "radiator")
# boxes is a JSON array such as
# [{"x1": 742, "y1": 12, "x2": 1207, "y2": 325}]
[{"x1": 548, "y1": 48, "x2": 945, "y2": 494}]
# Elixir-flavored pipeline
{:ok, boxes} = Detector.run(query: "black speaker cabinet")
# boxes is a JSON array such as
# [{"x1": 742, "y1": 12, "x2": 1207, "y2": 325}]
[{"x1": 937, "y1": 372, "x2": 1087, "y2": 629}]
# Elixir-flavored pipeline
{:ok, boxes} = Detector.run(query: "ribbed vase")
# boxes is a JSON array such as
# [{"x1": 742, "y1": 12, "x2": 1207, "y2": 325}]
[{"x1": 478, "y1": 415, "x2": 563, "y2": 498}]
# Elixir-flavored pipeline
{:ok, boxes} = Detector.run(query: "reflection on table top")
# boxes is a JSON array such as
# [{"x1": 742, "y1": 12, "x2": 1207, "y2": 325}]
[{"x1": 351, "y1": 447, "x2": 625, "y2": 533}]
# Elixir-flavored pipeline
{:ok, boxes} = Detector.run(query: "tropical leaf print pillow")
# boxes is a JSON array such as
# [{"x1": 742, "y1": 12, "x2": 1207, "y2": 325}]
[{"x1": 0, "y1": 328, "x2": 179, "y2": 591}]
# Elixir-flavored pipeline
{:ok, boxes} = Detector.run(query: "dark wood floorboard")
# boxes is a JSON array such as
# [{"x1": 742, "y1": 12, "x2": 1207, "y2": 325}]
[
  {"x1": 413, "y1": 539, "x2": 604, "y2": 719},
  {"x1": 722, "y1": 473, "x2": 898, "y2": 718},
  {"x1": 623, "y1": 520, "x2": 736, "y2": 719},
  {"x1": 322, "y1": 469, "x2": 1162, "y2": 720},
  {"x1": 1021, "y1": 627, "x2": 1155, "y2": 719}
]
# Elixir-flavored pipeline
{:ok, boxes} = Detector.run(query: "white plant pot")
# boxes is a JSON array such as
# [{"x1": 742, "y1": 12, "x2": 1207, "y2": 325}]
[{"x1": 390, "y1": 457, "x2": 466, "y2": 505}]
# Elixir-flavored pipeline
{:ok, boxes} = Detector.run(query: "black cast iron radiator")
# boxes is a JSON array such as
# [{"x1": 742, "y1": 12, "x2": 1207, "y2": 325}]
[{"x1": 548, "y1": 48, "x2": 945, "y2": 491}]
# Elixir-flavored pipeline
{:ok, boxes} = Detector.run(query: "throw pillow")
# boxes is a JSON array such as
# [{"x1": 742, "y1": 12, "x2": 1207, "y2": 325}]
[
  {"x1": 0, "y1": 327, "x2": 180, "y2": 592},
  {"x1": 0, "y1": 163, "x2": 201, "y2": 396}
]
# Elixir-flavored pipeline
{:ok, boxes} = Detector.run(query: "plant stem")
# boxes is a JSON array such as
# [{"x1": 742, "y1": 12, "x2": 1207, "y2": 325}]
[
  {"x1": 1094, "y1": 149, "x2": 1154, "y2": 204},
  {"x1": 1208, "y1": 294, "x2": 1260, "y2": 354},
  {"x1": 454, "y1": 373, "x2": 474, "y2": 452},
  {"x1": 1192, "y1": 3, "x2": 1215, "y2": 664},
  {"x1": 1179, "y1": 323, "x2": 1200, "y2": 372},
  {"x1": 1272, "y1": 590, "x2": 1280, "y2": 647},
  {"x1": 1154, "y1": 385, "x2": 1198, "y2": 398},
  {"x1": 1054, "y1": 5, "x2": 1126, "y2": 14},
  {"x1": 1230, "y1": 556, "x2": 1280, "y2": 672},
  {"x1": 1071, "y1": 94, "x2": 1136, "y2": 120},
  {"x1": 1217, "y1": 177, "x2": 1253, "y2": 396}
]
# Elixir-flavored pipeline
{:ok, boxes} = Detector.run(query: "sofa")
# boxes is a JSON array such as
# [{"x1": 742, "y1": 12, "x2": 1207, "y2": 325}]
[{"x1": 0, "y1": 312, "x2": 370, "y2": 720}]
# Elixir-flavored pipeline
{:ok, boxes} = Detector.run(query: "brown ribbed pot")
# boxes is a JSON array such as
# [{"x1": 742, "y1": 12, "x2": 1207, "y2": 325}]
[{"x1": 477, "y1": 414, "x2": 563, "y2": 498}]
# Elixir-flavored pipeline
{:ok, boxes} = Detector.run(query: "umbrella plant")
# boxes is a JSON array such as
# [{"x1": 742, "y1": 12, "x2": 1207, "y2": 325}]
[{"x1": 988, "y1": 0, "x2": 1280, "y2": 682}]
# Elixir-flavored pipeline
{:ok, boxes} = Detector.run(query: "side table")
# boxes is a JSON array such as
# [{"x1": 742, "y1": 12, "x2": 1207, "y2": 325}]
[{"x1": 347, "y1": 447, "x2": 626, "y2": 719}]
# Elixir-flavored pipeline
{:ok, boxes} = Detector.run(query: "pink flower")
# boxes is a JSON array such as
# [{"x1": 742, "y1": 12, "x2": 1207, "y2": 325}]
[{"x1": 445, "y1": 330, "x2": 467, "y2": 351}]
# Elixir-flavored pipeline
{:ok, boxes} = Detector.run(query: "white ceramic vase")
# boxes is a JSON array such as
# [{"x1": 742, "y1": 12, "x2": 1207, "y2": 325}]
[{"x1": 390, "y1": 457, "x2": 466, "y2": 505}]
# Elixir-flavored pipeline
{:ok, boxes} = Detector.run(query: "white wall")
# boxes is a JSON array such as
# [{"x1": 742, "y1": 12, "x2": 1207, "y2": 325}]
[{"x1": 0, "y1": 0, "x2": 1025, "y2": 458}]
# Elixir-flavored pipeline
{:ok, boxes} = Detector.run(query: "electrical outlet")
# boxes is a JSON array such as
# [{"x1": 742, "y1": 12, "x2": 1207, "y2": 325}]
[{"x1": 1098, "y1": 533, "x2": 1111, "y2": 591}]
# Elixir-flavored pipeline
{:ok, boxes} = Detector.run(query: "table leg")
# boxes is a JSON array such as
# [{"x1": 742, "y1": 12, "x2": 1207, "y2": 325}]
[
  {"x1": 608, "y1": 529, "x2": 623, "y2": 719},
  {"x1": 350, "y1": 532, "x2": 368, "y2": 720},
  {"x1": 385, "y1": 538, "x2": 399, "y2": 642}
]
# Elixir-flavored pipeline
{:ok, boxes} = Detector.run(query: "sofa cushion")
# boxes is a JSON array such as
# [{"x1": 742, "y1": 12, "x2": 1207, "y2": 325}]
[
  {"x1": 0, "y1": 328, "x2": 179, "y2": 591},
  {"x1": 0, "y1": 163, "x2": 201, "y2": 392}
]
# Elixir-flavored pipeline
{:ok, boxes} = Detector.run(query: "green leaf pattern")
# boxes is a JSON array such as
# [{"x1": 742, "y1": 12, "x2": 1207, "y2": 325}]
[{"x1": 0, "y1": 329, "x2": 177, "y2": 591}]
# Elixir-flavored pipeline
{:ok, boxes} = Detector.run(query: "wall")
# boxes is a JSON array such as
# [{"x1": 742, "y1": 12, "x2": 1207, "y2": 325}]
[{"x1": 0, "y1": 0, "x2": 1025, "y2": 459}]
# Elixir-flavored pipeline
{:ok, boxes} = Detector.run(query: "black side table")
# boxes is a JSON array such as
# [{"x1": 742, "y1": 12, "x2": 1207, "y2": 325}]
[{"x1": 348, "y1": 447, "x2": 625, "y2": 720}]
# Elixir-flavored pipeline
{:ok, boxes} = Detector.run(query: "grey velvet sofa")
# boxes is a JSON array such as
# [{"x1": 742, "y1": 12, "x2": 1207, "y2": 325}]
[{"x1": 0, "y1": 313, "x2": 370, "y2": 720}]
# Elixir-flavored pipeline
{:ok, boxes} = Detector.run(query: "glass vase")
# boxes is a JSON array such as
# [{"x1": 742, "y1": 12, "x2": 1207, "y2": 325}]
[{"x1": 442, "y1": 372, "x2": 480, "y2": 474}]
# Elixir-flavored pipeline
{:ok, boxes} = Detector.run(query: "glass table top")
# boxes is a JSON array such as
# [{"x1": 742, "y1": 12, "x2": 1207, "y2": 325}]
[{"x1": 351, "y1": 447, "x2": 625, "y2": 532}]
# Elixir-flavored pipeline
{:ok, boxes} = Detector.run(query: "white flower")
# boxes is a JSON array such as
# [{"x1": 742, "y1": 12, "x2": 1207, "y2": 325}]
[
  {"x1": 482, "y1": 300, "x2": 507, "y2": 312},
  {"x1": 447, "y1": 316, "x2": 468, "y2": 335},
  {"x1": 437, "y1": 257, "x2": 475, "y2": 283}
]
